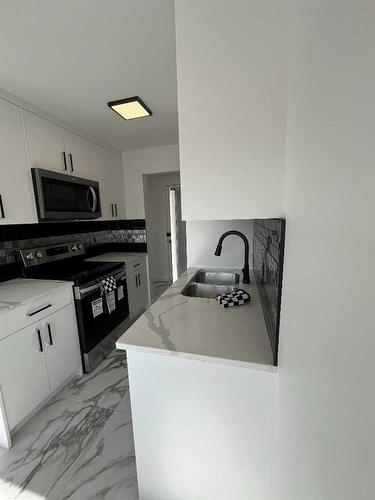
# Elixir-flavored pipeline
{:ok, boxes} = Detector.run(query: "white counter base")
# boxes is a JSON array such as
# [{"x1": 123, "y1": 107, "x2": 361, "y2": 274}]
[{"x1": 127, "y1": 349, "x2": 275, "y2": 500}]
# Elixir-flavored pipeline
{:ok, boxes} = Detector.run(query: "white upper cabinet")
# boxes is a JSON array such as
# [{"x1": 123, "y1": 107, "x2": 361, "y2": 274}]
[
  {"x1": 0, "y1": 100, "x2": 37, "y2": 224},
  {"x1": 23, "y1": 110, "x2": 67, "y2": 172},
  {"x1": 63, "y1": 130, "x2": 93, "y2": 179},
  {"x1": 175, "y1": 1, "x2": 288, "y2": 220},
  {"x1": 0, "y1": 99, "x2": 125, "y2": 224},
  {"x1": 92, "y1": 143, "x2": 125, "y2": 220}
]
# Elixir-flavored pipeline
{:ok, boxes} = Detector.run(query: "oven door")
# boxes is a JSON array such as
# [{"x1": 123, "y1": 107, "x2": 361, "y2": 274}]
[
  {"x1": 74, "y1": 268, "x2": 129, "y2": 360},
  {"x1": 32, "y1": 168, "x2": 101, "y2": 220}
]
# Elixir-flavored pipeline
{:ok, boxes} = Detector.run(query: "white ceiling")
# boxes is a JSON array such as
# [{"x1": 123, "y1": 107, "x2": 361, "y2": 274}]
[{"x1": 0, "y1": 0, "x2": 178, "y2": 152}]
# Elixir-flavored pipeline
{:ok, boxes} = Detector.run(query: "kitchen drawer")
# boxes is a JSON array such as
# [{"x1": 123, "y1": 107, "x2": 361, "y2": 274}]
[
  {"x1": 127, "y1": 257, "x2": 146, "y2": 275},
  {"x1": 0, "y1": 285, "x2": 73, "y2": 342}
]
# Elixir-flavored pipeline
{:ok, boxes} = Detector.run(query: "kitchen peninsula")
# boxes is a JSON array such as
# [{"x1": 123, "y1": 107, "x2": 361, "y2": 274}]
[{"x1": 116, "y1": 267, "x2": 276, "y2": 500}]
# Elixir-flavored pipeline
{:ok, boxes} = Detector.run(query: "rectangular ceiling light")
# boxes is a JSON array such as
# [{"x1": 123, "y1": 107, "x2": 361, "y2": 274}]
[{"x1": 108, "y1": 96, "x2": 152, "y2": 120}]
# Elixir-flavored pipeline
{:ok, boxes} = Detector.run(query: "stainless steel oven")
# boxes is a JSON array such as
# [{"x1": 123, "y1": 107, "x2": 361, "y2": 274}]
[
  {"x1": 32, "y1": 168, "x2": 101, "y2": 221},
  {"x1": 74, "y1": 265, "x2": 129, "y2": 372}
]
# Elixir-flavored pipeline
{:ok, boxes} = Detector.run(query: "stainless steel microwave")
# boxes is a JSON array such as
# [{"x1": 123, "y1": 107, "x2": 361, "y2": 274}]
[{"x1": 32, "y1": 168, "x2": 101, "y2": 221}]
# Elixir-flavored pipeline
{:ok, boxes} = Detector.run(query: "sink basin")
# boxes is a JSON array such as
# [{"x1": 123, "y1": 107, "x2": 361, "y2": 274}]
[
  {"x1": 181, "y1": 283, "x2": 238, "y2": 299},
  {"x1": 181, "y1": 269, "x2": 240, "y2": 299},
  {"x1": 194, "y1": 270, "x2": 240, "y2": 286}
]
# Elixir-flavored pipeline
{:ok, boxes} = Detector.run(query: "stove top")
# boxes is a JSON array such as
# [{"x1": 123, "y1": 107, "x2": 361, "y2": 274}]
[{"x1": 19, "y1": 242, "x2": 124, "y2": 286}]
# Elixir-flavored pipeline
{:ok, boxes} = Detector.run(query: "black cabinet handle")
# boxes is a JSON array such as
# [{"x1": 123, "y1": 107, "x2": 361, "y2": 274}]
[
  {"x1": 62, "y1": 151, "x2": 67, "y2": 171},
  {"x1": 138, "y1": 272, "x2": 141, "y2": 286},
  {"x1": 47, "y1": 323, "x2": 53, "y2": 345},
  {"x1": 0, "y1": 195, "x2": 5, "y2": 219},
  {"x1": 115, "y1": 204, "x2": 118, "y2": 217},
  {"x1": 69, "y1": 153, "x2": 74, "y2": 172},
  {"x1": 111, "y1": 204, "x2": 114, "y2": 217},
  {"x1": 26, "y1": 303, "x2": 52, "y2": 317},
  {"x1": 36, "y1": 328, "x2": 43, "y2": 352},
  {"x1": 135, "y1": 274, "x2": 138, "y2": 287}
]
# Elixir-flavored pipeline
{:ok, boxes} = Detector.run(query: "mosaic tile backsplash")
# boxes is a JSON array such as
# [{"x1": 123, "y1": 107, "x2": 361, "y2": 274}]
[
  {"x1": 0, "y1": 220, "x2": 146, "y2": 283},
  {"x1": 253, "y1": 218, "x2": 285, "y2": 365}
]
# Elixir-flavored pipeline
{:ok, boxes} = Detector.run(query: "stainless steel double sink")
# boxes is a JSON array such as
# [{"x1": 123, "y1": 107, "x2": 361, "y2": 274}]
[{"x1": 181, "y1": 269, "x2": 240, "y2": 299}]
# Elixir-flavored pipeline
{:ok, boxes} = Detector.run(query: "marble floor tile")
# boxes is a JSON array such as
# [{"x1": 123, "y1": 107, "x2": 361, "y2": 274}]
[
  {"x1": 59, "y1": 349, "x2": 129, "y2": 411},
  {"x1": 52, "y1": 404, "x2": 138, "y2": 500},
  {"x1": 0, "y1": 349, "x2": 139, "y2": 500},
  {"x1": 0, "y1": 397, "x2": 113, "y2": 500}
]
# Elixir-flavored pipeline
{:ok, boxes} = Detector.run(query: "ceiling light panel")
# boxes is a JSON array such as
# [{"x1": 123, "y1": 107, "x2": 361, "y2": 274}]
[{"x1": 108, "y1": 97, "x2": 152, "y2": 120}]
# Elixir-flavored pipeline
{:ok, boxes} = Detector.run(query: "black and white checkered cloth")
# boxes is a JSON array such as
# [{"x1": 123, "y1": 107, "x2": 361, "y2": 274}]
[
  {"x1": 101, "y1": 276, "x2": 117, "y2": 295},
  {"x1": 216, "y1": 288, "x2": 251, "y2": 308}
]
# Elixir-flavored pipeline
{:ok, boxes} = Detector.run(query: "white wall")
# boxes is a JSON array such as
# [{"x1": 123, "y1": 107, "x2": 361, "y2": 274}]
[
  {"x1": 144, "y1": 171, "x2": 181, "y2": 282},
  {"x1": 122, "y1": 144, "x2": 179, "y2": 219},
  {"x1": 175, "y1": 1, "x2": 288, "y2": 221},
  {"x1": 272, "y1": 2, "x2": 375, "y2": 500},
  {"x1": 187, "y1": 220, "x2": 253, "y2": 269}
]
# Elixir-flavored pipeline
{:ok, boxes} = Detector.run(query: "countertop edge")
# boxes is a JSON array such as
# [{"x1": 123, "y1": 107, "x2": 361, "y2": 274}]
[{"x1": 116, "y1": 341, "x2": 277, "y2": 373}]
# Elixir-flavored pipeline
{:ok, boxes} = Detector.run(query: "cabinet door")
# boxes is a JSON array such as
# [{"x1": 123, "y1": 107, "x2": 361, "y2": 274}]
[
  {"x1": 64, "y1": 131, "x2": 93, "y2": 178},
  {"x1": 91, "y1": 144, "x2": 125, "y2": 220},
  {"x1": 128, "y1": 264, "x2": 148, "y2": 320},
  {"x1": 0, "y1": 323, "x2": 50, "y2": 430},
  {"x1": 0, "y1": 99, "x2": 37, "y2": 224},
  {"x1": 107, "y1": 153, "x2": 125, "y2": 218},
  {"x1": 42, "y1": 304, "x2": 81, "y2": 392},
  {"x1": 127, "y1": 270, "x2": 139, "y2": 320},
  {"x1": 137, "y1": 265, "x2": 148, "y2": 313},
  {"x1": 23, "y1": 110, "x2": 66, "y2": 172}
]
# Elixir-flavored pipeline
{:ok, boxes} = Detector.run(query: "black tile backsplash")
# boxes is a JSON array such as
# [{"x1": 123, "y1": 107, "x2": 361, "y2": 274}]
[
  {"x1": 0, "y1": 219, "x2": 147, "y2": 283},
  {"x1": 253, "y1": 218, "x2": 285, "y2": 365}
]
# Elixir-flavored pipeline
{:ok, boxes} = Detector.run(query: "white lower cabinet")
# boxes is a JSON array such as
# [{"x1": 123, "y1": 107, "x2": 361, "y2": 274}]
[
  {"x1": 127, "y1": 259, "x2": 148, "y2": 321},
  {"x1": 0, "y1": 322, "x2": 50, "y2": 430},
  {"x1": 0, "y1": 300, "x2": 81, "y2": 448},
  {"x1": 42, "y1": 304, "x2": 81, "y2": 392}
]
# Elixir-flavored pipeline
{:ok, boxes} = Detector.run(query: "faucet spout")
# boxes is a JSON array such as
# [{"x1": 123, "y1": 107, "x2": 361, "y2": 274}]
[{"x1": 214, "y1": 230, "x2": 250, "y2": 284}]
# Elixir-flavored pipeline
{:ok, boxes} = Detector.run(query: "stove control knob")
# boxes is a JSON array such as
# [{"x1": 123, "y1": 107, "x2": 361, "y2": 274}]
[
  {"x1": 35, "y1": 251, "x2": 43, "y2": 259},
  {"x1": 77, "y1": 243, "x2": 83, "y2": 250},
  {"x1": 25, "y1": 252, "x2": 34, "y2": 261},
  {"x1": 71, "y1": 245, "x2": 78, "y2": 251}
]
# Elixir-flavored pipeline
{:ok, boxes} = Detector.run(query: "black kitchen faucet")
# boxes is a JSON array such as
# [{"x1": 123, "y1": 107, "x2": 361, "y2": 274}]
[{"x1": 214, "y1": 231, "x2": 250, "y2": 284}]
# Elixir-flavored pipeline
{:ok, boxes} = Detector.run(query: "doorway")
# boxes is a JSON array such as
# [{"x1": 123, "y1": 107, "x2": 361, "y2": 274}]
[{"x1": 143, "y1": 171, "x2": 187, "y2": 302}]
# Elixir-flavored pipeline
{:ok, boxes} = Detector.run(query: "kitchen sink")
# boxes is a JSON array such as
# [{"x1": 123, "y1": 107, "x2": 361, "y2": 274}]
[
  {"x1": 181, "y1": 269, "x2": 240, "y2": 299},
  {"x1": 193, "y1": 270, "x2": 240, "y2": 286}
]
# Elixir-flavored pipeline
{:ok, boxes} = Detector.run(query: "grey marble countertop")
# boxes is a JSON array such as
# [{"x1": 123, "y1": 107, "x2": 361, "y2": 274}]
[
  {"x1": 116, "y1": 267, "x2": 275, "y2": 371},
  {"x1": 0, "y1": 278, "x2": 72, "y2": 315}
]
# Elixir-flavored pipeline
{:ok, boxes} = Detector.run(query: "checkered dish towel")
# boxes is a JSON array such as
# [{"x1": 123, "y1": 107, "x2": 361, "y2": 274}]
[
  {"x1": 216, "y1": 289, "x2": 251, "y2": 308},
  {"x1": 100, "y1": 276, "x2": 117, "y2": 294}
]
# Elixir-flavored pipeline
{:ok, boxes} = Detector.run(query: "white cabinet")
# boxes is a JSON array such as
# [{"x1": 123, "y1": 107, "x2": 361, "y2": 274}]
[
  {"x1": 92, "y1": 143, "x2": 125, "y2": 220},
  {"x1": 0, "y1": 100, "x2": 37, "y2": 224},
  {"x1": 0, "y1": 97, "x2": 126, "y2": 225},
  {"x1": 42, "y1": 304, "x2": 81, "y2": 392},
  {"x1": 0, "y1": 287, "x2": 81, "y2": 448},
  {"x1": 23, "y1": 110, "x2": 67, "y2": 172},
  {"x1": 175, "y1": 1, "x2": 287, "y2": 220},
  {"x1": 0, "y1": 323, "x2": 50, "y2": 430},
  {"x1": 63, "y1": 130, "x2": 93, "y2": 179},
  {"x1": 127, "y1": 258, "x2": 148, "y2": 321}
]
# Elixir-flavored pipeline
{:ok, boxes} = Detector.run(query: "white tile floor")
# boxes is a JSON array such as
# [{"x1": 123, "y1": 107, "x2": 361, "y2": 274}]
[{"x1": 0, "y1": 350, "x2": 138, "y2": 500}]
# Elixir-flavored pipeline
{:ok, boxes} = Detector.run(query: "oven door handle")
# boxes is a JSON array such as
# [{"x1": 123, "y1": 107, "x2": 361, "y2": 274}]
[
  {"x1": 75, "y1": 268, "x2": 127, "y2": 300},
  {"x1": 87, "y1": 187, "x2": 98, "y2": 212}
]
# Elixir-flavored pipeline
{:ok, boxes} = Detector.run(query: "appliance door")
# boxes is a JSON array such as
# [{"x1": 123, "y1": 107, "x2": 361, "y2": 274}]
[
  {"x1": 32, "y1": 168, "x2": 101, "y2": 220},
  {"x1": 75, "y1": 269, "x2": 129, "y2": 356}
]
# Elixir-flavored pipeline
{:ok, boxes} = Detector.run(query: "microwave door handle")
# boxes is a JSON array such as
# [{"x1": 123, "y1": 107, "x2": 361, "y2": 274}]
[{"x1": 87, "y1": 187, "x2": 98, "y2": 212}]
